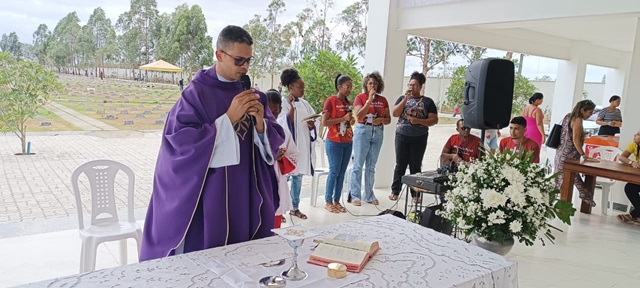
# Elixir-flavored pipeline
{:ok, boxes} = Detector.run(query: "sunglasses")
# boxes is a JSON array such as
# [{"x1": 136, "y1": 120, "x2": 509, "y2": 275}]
[
  {"x1": 461, "y1": 126, "x2": 471, "y2": 131},
  {"x1": 220, "y1": 50, "x2": 253, "y2": 66}
]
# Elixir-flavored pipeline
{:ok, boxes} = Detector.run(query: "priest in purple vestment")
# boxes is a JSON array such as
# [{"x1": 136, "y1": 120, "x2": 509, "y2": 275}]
[{"x1": 140, "y1": 25, "x2": 285, "y2": 261}]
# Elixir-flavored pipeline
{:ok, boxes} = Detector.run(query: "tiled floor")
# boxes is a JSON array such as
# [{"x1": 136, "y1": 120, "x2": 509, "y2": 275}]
[{"x1": 1, "y1": 188, "x2": 639, "y2": 287}]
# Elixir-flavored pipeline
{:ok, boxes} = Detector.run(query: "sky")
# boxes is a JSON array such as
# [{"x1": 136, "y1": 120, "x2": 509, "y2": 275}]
[{"x1": 0, "y1": 0, "x2": 608, "y2": 81}]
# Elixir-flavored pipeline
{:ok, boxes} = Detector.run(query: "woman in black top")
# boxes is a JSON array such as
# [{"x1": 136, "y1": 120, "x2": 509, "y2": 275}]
[{"x1": 388, "y1": 72, "x2": 439, "y2": 202}]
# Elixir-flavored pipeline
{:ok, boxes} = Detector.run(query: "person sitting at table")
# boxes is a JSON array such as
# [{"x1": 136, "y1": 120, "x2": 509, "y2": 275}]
[
  {"x1": 440, "y1": 119, "x2": 481, "y2": 168},
  {"x1": 499, "y1": 116, "x2": 540, "y2": 163},
  {"x1": 554, "y1": 100, "x2": 599, "y2": 207},
  {"x1": 616, "y1": 129, "x2": 640, "y2": 224}
]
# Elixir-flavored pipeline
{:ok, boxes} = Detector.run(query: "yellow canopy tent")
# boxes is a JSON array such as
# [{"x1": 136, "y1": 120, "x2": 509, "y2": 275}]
[
  {"x1": 139, "y1": 60, "x2": 183, "y2": 72},
  {"x1": 139, "y1": 60, "x2": 183, "y2": 84}
]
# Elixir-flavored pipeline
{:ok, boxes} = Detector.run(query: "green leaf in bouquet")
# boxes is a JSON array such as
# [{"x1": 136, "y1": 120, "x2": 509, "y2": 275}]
[{"x1": 553, "y1": 200, "x2": 576, "y2": 225}]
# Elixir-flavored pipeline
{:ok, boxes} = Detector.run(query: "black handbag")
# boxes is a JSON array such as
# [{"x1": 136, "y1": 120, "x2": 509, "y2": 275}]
[{"x1": 546, "y1": 123, "x2": 562, "y2": 149}]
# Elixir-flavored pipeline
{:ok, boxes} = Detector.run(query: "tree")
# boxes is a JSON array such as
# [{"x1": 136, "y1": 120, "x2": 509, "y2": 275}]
[
  {"x1": 444, "y1": 66, "x2": 466, "y2": 108},
  {"x1": 512, "y1": 74, "x2": 537, "y2": 114},
  {"x1": 78, "y1": 24, "x2": 97, "y2": 71},
  {"x1": 294, "y1": 50, "x2": 362, "y2": 112},
  {"x1": 86, "y1": 8, "x2": 118, "y2": 74},
  {"x1": 48, "y1": 12, "x2": 82, "y2": 73},
  {"x1": 461, "y1": 45, "x2": 487, "y2": 65},
  {"x1": 407, "y1": 37, "x2": 465, "y2": 78},
  {"x1": 335, "y1": 0, "x2": 368, "y2": 58},
  {"x1": 288, "y1": 0, "x2": 335, "y2": 61},
  {"x1": 0, "y1": 32, "x2": 23, "y2": 59},
  {"x1": 518, "y1": 53, "x2": 525, "y2": 76},
  {"x1": 117, "y1": 29, "x2": 143, "y2": 77},
  {"x1": 117, "y1": 0, "x2": 159, "y2": 72},
  {"x1": 0, "y1": 53, "x2": 63, "y2": 154},
  {"x1": 243, "y1": 15, "x2": 270, "y2": 83},
  {"x1": 162, "y1": 4, "x2": 213, "y2": 76},
  {"x1": 264, "y1": 0, "x2": 292, "y2": 88},
  {"x1": 32, "y1": 24, "x2": 51, "y2": 65},
  {"x1": 155, "y1": 12, "x2": 177, "y2": 63},
  {"x1": 20, "y1": 43, "x2": 36, "y2": 61},
  {"x1": 243, "y1": 0, "x2": 294, "y2": 88}
]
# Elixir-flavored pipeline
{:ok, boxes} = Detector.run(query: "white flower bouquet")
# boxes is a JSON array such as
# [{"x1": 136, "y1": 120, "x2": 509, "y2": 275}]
[{"x1": 439, "y1": 149, "x2": 575, "y2": 246}]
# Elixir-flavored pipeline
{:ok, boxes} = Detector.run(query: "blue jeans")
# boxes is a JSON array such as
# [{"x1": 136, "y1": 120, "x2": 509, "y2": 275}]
[
  {"x1": 289, "y1": 174, "x2": 303, "y2": 210},
  {"x1": 349, "y1": 124, "x2": 384, "y2": 202},
  {"x1": 325, "y1": 140, "x2": 353, "y2": 203}
]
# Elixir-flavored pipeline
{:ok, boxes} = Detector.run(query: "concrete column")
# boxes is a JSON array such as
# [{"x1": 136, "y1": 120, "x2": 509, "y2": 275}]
[
  {"x1": 547, "y1": 51, "x2": 588, "y2": 163},
  {"x1": 611, "y1": 19, "x2": 640, "y2": 211},
  {"x1": 601, "y1": 66, "x2": 626, "y2": 107},
  {"x1": 363, "y1": 0, "x2": 407, "y2": 188}
]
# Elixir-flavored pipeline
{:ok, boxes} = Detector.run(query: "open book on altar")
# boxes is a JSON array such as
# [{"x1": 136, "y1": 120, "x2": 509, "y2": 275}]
[{"x1": 307, "y1": 234, "x2": 380, "y2": 273}]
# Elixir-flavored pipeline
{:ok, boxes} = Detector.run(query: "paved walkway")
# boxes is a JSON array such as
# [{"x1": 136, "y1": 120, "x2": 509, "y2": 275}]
[
  {"x1": 46, "y1": 102, "x2": 118, "y2": 131},
  {"x1": 0, "y1": 124, "x2": 547, "y2": 238}
]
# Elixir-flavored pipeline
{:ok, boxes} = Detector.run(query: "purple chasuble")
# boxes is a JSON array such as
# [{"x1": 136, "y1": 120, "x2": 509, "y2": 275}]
[{"x1": 140, "y1": 67, "x2": 285, "y2": 261}]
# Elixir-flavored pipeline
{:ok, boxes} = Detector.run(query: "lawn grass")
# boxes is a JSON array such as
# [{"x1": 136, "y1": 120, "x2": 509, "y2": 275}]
[
  {"x1": 62, "y1": 100, "x2": 173, "y2": 130},
  {"x1": 40, "y1": 74, "x2": 181, "y2": 131},
  {"x1": 21, "y1": 74, "x2": 465, "y2": 132},
  {"x1": 26, "y1": 109, "x2": 83, "y2": 132}
]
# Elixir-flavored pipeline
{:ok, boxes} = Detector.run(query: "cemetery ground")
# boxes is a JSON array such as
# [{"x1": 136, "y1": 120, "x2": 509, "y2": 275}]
[
  {"x1": 30, "y1": 74, "x2": 460, "y2": 132},
  {"x1": 31, "y1": 74, "x2": 181, "y2": 132}
]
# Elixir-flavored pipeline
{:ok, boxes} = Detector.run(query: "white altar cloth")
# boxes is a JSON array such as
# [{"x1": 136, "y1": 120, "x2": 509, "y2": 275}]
[{"x1": 21, "y1": 215, "x2": 518, "y2": 288}]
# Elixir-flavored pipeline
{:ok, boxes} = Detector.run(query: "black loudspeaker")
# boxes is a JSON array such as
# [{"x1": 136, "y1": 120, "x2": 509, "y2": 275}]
[
  {"x1": 419, "y1": 204, "x2": 453, "y2": 235},
  {"x1": 463, "y1": 58, "x2": 515, "y2": 129}
]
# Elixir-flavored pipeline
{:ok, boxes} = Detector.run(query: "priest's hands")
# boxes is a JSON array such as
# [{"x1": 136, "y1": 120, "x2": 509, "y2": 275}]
[
  {"x1": 247, "y1": 100, "x2": 265, "y2": 133},
  {"x1": 227, "y1": 89, "x2": 260, "y2": 125}
]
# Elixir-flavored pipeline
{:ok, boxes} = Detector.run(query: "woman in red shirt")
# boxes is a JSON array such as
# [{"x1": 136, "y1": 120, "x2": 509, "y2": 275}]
[
  {"x1": 348, "y1": 71, "x2": 391, "y2": 206},
  {"x1": 321, "y1": 74, "x2": 355, "y2": 213}
]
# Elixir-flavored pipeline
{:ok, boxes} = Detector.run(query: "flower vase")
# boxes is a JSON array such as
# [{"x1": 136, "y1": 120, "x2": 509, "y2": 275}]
[{"x1": 472, "y1": 234, "x2": 514, "y2": 256}]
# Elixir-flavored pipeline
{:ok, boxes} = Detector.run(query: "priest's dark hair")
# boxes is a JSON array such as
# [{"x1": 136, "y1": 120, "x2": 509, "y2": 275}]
[
  {"x1": 216, "y1": 25, "x2": 253, "y2": 50},
  {"x1": 266, "y1": 89, "x2": 282, "y2": 105},
  {"x1": 410, "y1": 71, "x2": 426, "y2": 86},
  {"x1": 510, "y1": 116, "x2": 527, "y2": 127},
  {"x1": 335, "y1": 74, "x2": 352, "y2": 92},
  {"x1": 280, "y1": 68, "x2": 301, "y2": 88}
]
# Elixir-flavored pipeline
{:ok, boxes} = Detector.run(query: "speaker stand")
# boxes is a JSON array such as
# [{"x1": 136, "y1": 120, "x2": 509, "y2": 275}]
[{"x1": 479, "y1": 128, "x2": 486, "y2": 159}]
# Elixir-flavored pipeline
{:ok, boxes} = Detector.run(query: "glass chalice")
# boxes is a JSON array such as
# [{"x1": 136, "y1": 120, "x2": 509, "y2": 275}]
[{"x1": 271, "y1": 225, "x2": 318, "y2": 282}]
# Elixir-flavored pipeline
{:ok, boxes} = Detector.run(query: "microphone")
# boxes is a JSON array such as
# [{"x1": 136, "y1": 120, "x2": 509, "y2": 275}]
[
  {"x1": 345, "y1": 105, "x2": 353, "y2": 113},
  {"x1": 240, "y1": 74, "x2": 256, "y2": 125}
]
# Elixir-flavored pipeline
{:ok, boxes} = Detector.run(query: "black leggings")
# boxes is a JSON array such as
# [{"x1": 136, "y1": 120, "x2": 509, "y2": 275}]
[
  {"x1": 391, "y1": 133, "x2": 428, "y2": 197},
  {"x1": 625, "y1": 183, "x2": 640, "y2": 218}
]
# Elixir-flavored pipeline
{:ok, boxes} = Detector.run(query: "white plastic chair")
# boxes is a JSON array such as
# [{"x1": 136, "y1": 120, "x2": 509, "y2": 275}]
[
  {"x1": 71, "y1": 160, "x2": 142, "y2": 273},
  {"x1": 311, "y1": 138, "x2": 330, "y2": 206},
  {"x1": 588, "y1": 146, "x2": 622, "y2": 215}
]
